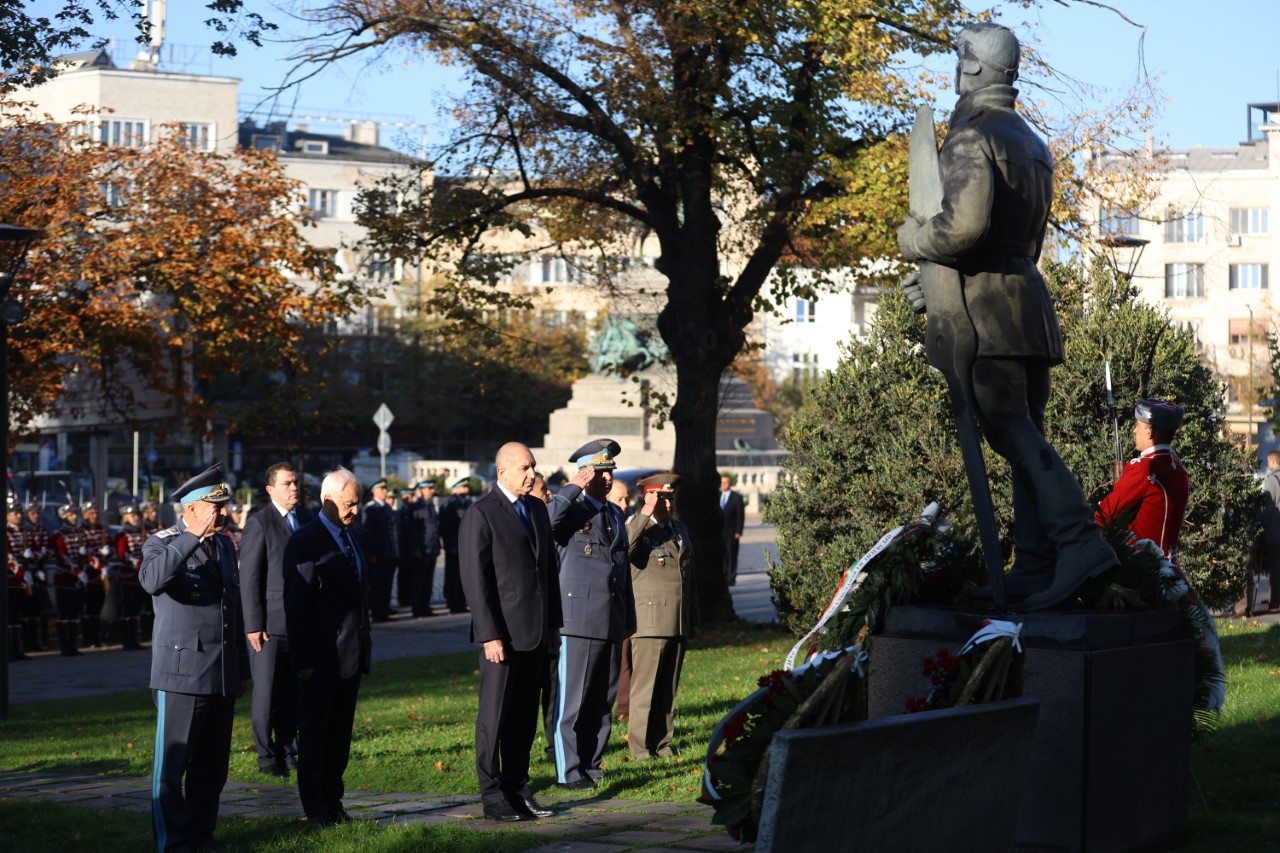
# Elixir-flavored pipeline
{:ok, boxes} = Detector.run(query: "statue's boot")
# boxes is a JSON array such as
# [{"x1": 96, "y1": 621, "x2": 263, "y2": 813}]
[
  {"x1": 974, "y1": 470, "x2": 1054, "y2": 602},
  {"x1": 1014, "y1": 450, "x2": 1120, "y2": 611}
]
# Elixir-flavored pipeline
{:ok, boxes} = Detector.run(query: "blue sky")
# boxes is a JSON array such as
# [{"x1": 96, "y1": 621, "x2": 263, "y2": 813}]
[{"x1": 28, "y1": 0, "x2": 1280, "y2": 151}]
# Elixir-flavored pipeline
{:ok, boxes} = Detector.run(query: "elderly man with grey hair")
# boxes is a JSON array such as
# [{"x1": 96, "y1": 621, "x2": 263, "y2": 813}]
[{"x1": 284, "y1": 466, "x2": 372, "y2": 827}]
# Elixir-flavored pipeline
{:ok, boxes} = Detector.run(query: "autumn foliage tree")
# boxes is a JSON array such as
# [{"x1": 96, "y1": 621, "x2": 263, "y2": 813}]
[{"x1": 0, "y1": 105, "x2": 361, "y2": 439}]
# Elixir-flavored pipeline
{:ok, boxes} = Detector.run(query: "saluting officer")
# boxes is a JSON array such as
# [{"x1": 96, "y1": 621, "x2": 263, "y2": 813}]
[
  {"x1": 624, "y1": 474, "x2": 700, "y2": 759},
  {"x1": 113, "y1": 505, "x2": 148, "y2": 651},
  {"x1": 547, "y1": 438, "x2": 636, "y2": 789},
  {"x1": 140, "y1": 463, "x2": 249, "y2": 853},
  {"x1": 1096, "y1": 399, "x2": 1190, "y2": 557}
]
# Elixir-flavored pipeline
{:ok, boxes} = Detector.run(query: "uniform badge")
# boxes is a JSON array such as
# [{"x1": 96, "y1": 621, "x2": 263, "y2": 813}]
[
  {"x1": 580, "y1": 521, "x2": 593, "y2": 532},
  {"x1": 584, "y1": 543, "x2": 593, "y2": 557},
  {"x1": 658, "y1": 556, "x2": 666, "y2": 567}
]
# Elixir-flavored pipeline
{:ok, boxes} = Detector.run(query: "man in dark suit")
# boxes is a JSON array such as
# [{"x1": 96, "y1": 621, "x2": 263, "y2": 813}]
[
  {"x1": 239, "y1": 461, "x2": 302, "y2": 777},
  {"x1": 548, "y1": 438, "x2": 635, "y2": 789},
  {"x1": 461, "y1": 443, "x2": 561, "y2": 822},
  {"x1": 718, "y1": 475, "x2": 745, "y2": 586},
  {"x1": 284, "y1": 467, "x2": 372, "y2": 827},
  {"x1": 139, "y1": 463, "x2": 249, "y2": 853},
  {"x1": 408, "y1": 480, "x2": 441, "y2": 617}
]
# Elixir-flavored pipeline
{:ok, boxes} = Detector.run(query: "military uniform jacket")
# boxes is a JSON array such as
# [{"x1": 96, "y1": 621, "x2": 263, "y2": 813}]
[
  {"x1": 548, "y1": 484, "x2": 636, "y2": 642},
  {"x1": 361, "y1": 500, "x2": 398, "y2": 560},
  {"x1": 53, "y1": 524, "x2": 87, "y2": 588},
  {"x1": 412, "y1": 498, "x2": 441, "y2": 557},
  {"x1": 626, "y1": 514, "x2": 699, "y2": 639},
  {"x1": 140, "y1": 520, "x2": 250, "y2": 697},
  {"x1": 440, "y1": 496, "x2": 470, "y2": 551},
  {"x1": 81, "y1": 522, "x2": 112, "y2": 581},
  {"x1": 114, "y1": 524, "x2": 146, "y2": 584},
  {"x1": 902, "y1": 85, "x2": 1063, "y2": 363},
  {"x1": 1096, "y1": 445, "x2": 1190, "y2": 556},
  {"x1": 7, "y1": 523, "x2": 30, "y2": 591}
]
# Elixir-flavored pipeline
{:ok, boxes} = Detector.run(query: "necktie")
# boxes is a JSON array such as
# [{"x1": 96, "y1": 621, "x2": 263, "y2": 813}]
[
  {"x1": 339, "y1": 527, "x2": 359, "y2": 578},
  {"x1": 286, "y1": 511, "x2": 298, "y2": 532},
  {"x1": 514, "y1": 498, "x2": 536, "y2": 540},
  {"x1": 720, "y1": 492, "x2": 728, "y2": 509},
  {"x1": 602, "y1": 504, "x2": 614, "y2": 542}
]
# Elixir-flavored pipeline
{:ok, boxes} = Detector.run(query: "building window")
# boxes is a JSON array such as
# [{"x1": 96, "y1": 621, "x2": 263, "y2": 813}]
[
  {"x1": 366, "y1": 253, "x2": 397, "y2": 283},
  {"x1": 98, "y1": 180, "x2": 131, "y2": 207},
  {"x1": 1228, "y1": 318, "x2": 1266, "y2": 346},
  {"x1": 178, "y1": 123, "x2": 211, "y2": 151},
  {"x1": 1229, "y1": 263, "x2": 1268, "y2": 290},
  {"x1": 1163, "y1": 209, "x2": 1203, "y2": 243},
  {"x1": 1229, "y1": 207, "x2": 1269, "y2": 235},
  {"x1": 791, "y1": 352, "x2": 819, "y2": 383},
  {"x1": 308, "y1": 189, "x2": 339, "y2": 219},
  {"x1": 795, "y1": 298, "x2": 816, "y2": 323},
  {"x1": 1100, "y1": 206, "x2": 1139, "y2": 236},
  {"x1": 540, "y1": 255, "x2": 570, "y2": 284},
  {"x1": 98, "y1": 119, "x2": 147, "y2": 148},
  {"x1": 1163, "y1": 263, "x2": 1204, "y2": 299}
]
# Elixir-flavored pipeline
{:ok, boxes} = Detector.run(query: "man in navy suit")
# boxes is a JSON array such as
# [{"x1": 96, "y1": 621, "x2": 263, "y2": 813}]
[
  {"x1": 460, "y1": 443, "x2": 561, "y2": 822},
  {"x1": 239, "y1": 461, "x2": 302, "y2": 777},
  {"x1": 718, "y1": 475, "x2": 745, "y2": 585},
  {"x1": 284, "y1": 467, "x2": 372, "y2": 827},
  {"x1": 140, "y1": 463, "x2": 249, "y2": 852},
  {"x1": 548, "y1": 438, "x2": 636, "y2": 789}
]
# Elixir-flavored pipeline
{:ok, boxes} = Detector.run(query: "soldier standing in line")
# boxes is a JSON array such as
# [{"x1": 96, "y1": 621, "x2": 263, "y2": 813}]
[
  {"x1": 396, "y1": 487, "x2": 417, "y2": 611},
  {"x1": 361, "y1": 479, "x2": 399, "y2": 622},
  {"x1": 79, "y1": 502, "x2": 113, "y2": 648},
  {"x1": 141, "y1": 463, "x2": 249, "y2": 852},
  {"x1": 7, "y1": 497, "x2": 32, "y2": 660},
  {"x1": 52, "y1": 503, "x2": 86, "y2": 656},
  {"x1": 20, "y1": 501, "x2": 52, "y2": 652},
  {"x1": 113, "y1": 504, "x2": 148, "y2": 651},
  {"x1": 440, "y1": 478, "x2": 473, "y2": 614},
  {"x1": 408, "y1": 480, "x2": 442, "y2": 617},
  {"x1": 221, "y1": 503, "x2": 246, "y2": 552},
  {"x1": 140, "y1": 500, "x2": 161, "y2": 535},
  {"x1": 624, "y1": 474, "x2": 699, "y2": 759}
]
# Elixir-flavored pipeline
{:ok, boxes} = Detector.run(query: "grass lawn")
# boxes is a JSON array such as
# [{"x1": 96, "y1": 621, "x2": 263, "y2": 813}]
[{"x1": 2, "y1": 619, "x2": 1278, "y2": 851}]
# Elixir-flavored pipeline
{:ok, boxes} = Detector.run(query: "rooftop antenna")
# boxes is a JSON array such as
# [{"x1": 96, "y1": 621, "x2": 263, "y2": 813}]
[{"x1": 128, "y1": 0, "x2": 167, "y2": 71}]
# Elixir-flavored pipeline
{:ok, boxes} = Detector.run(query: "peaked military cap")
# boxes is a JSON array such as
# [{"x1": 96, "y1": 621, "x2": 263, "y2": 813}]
[
  {"x1": 450, "y1": 478, "x2": 471, "y2": 491},
  {"x1": 369, "y1": 478, "x2": 388, "y2": 492},
  {"x1": 637, "y1": 472, "x2": 680, "y2": 494},
  {"x1": 414, "y1": 480, "x2": 436, "y2": 490},
  {"x1": 1135, "y1": 398, "x2": 1184, "y2": 432},
  {"x1": 172, "y1": 463, "x2": 232, "y2": 505},
  {"x1": 570, "y1": 438, "x2": 621, "y2": 470}
]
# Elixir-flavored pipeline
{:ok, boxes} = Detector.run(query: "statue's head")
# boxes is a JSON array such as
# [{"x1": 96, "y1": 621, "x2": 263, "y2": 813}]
[{"x1": 956, "y1": 23, "x2": 1020, "y2": 95}]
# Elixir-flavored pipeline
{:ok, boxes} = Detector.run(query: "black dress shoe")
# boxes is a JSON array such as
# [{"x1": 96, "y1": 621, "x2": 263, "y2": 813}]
[
  {"x1": 556, "y1": 778, "x2": 596, "y2": 790},
  {"x1": 483, "y1": 802, "x2": 526, "y2": 822},
  {"x1": 259, "y1": 762, "x2": 289, "y2": 778},
  {"x1": 516, "y1": 796, "x2": 555, "y2": 818},
  {"x1": 331, "y1": 807, "x2": 354, "y2": 823}
]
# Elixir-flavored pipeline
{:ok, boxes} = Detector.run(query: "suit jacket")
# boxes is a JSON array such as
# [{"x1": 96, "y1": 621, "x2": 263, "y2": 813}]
[
  {"x1": 720, "y1": 490, "x2": 745, "y2": 539},
  {"x1": 626, "y1": 514, "x2": 699, "y2": 639},
  {"x1": 140, "y1": 520, "x2": 250, "y2": 697},
  {"x1": 283, "y1": 517, "x2": 372, "y2": 680},
  {"x1": 460, "y1": 488, "x2": 560, "y2": 652},
  {"x1": 239, "y1": 504, "x2": 294, "y2": 637},
  {"x1": 548, "y1": 484, "x2": 636, "y2": 642}
]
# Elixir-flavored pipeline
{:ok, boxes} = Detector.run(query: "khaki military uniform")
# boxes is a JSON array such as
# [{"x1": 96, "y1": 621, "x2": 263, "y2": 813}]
[{"x1": 624, "y1": 512, "x2": 699, "y2": 759}]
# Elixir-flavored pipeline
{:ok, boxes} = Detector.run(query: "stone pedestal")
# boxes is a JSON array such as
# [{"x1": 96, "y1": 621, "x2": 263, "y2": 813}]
[
  {"x1": 868, "y1": 606, "x2": 1194, "y2": 853},
  {"x1": 756, "y1": 698, "x2": 1040, "y2": 852}
]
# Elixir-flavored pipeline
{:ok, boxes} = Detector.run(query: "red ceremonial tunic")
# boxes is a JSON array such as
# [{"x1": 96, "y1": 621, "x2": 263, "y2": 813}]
[{"x1": 1096, "y1": 444, "x2": 1190, "y2": 556}]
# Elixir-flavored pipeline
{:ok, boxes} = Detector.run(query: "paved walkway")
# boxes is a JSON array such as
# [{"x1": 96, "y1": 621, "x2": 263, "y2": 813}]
[{"x1": 0, "y1": 524, "x2": 779, "y2": 851}]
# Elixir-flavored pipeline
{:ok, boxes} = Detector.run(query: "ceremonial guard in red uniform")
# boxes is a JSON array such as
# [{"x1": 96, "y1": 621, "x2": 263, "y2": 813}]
[
  {"x1": 21, "y1": 501, "x2": 52, "y2": 651},
  {"x1": 114, "y1": 504, "x2": 149, "y2": 650},
  {"x1": 52, "y1": 503, "x2": 87, "y2": 656},
  {"x1": 1096, "y1": 399, "x2": 1190, "y2": 556},
  {"x1": 7, "y1": 497, "x2": 32, "y2": 660},
  {"x1": 80, "y1": 502, "x2": 113, "y2": 648},
  {"x1": 221, "y1": 503, "x2": 245, "y2": 552}
]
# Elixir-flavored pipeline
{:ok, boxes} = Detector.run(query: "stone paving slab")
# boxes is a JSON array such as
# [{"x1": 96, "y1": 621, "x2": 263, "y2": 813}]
[
  {"x1": 378, "y1": 812, "x2": 457, "y2": 826},
  {"x1": 597, "y1": 829, "x2": 692, "y2": 845},
  {"x1": 643, "y1": 815, "x2": 717, "y2": 832},
  {"x1": 521, "y1": 842, "x2": 630, "y2": 853},
  {"x1": 617, "y1": 801, "x2": 708, "y2": 815},
  {"x1": 669, "y1": 833, "x2": 748, "y2": 851}
]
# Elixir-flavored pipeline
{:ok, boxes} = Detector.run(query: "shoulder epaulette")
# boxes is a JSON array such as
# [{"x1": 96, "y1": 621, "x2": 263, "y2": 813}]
[{"x1": 155, "y1": 526, "x2": 182, "y2": 540}]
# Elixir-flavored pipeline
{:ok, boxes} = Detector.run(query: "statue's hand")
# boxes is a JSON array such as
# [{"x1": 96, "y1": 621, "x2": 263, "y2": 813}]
[
  {"x1": 901, "y1": 270, "x2": 927, "y2": 314},
  {"x1": 897, "y1": 216, "x2": 924, "y2": 260}
]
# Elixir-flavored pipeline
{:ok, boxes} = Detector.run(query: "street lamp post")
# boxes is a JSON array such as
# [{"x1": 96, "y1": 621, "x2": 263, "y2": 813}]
[
  {"x1": 0, "y1": 223, "x2": 44, "y2": 721},
  {"x1": 1099, "y1": 234, "x2": 1150, "y2": 283}
]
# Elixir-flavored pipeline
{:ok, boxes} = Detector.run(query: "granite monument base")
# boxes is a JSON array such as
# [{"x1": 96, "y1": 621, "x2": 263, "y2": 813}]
[
  {"x1": 755, "y1": 697, "x2": 1040, "y2": 852},
  {"x1": 869, "y1": 606, "x2": 1194, "y2": 853}
]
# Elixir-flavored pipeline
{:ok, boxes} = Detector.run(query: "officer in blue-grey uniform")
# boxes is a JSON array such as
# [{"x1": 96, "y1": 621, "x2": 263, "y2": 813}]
[
  {"x1": 140, "y1": 463, "x2": 249, "y2": 852},
  {"x1": 548, "y1": 438, "x2": 636, "y2": 789}
]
